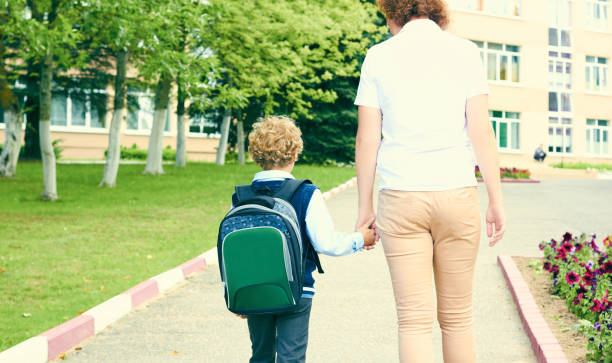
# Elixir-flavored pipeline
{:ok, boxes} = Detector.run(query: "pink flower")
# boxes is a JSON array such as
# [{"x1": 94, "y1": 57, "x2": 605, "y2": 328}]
[{"x1": 565, "y1": 272, "x2": 579, "y2": 285}]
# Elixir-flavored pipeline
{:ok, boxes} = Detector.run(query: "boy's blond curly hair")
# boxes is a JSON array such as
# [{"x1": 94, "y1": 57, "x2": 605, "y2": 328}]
[{"x1": 248, "y1": 116, "x2": 303, "y2": 170}]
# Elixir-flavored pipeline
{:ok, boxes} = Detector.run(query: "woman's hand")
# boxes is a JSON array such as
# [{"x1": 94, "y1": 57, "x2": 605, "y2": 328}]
[
  {"x1": 357, "y1": 217, "x2": 376, "y2": 248},
  {"x1": 486, "y1": 203, "x2": 506, "y2": 247},
  {"x1": 356, "y1": 211, "x2": 379, "y2": 249}
]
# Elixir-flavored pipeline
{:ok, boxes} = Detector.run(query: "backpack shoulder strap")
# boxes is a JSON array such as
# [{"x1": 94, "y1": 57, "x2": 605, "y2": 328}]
[
  {"x1": 273, "y1": 179, "x2": 312, "y2": 202},
  {"x1": 234, "y1": 184, "x2": 258, "y2": 204}
]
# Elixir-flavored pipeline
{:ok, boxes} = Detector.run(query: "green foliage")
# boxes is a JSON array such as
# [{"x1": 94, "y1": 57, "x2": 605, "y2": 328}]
[
  {"x1": 297, "y1": 76, "x2": 359, "y2": 164},
  {"x1": 203, "y1": 0, "x2": 386, "y2": 163},
  {"x1": 528, "y1": 258, "x2": 543, "y2": 277},
  {"x1": 6, "y1": 0, "x2": 87, "y2": 70},
  {"x1": 540, "y1": 234, "x2": 612, "y2": 361},
  {"x1": 103, "y1": 144, "x2": 176, "y2": 161},
  {"x1": 0, "y1": 162, "x2": 355, "y2": 350},
  {"x1": 552, "y1": 162, "x2": 612, "y2": 171}
]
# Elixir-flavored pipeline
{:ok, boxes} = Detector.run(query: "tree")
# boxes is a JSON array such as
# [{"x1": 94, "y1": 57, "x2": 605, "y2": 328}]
[
  {"x1": 207, "y1": 0, "x2": 383, "y2": 165},
  {"x1": 83, "y1": 0, "x2": 152, "y2": 187},
  {"x1": 9, "y1": 0, "x2": 86, "y2": 199},
  {"x1": 139, "y1": 0, "x2": 213, "y2": 175},
  {"x1": 0, "y1": 7, "x2": 22, "y2": 177}
]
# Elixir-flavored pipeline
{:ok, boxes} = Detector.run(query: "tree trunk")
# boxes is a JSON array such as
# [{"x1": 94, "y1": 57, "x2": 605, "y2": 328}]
[
  {"x1": 39, "y1": 54, "x2": 57, "y2": 200},
  {"x1": 143, "y1": 74, "x2": 171, "y2": 175},
  {"x1": 237, "y1": 118, "x2": 245, "y2": 165},
  {"x1": 0, "y1": 106, "x2": 21, "y2": 178},
  {"x1": 0, "y1": 39, "x2": 22, "y2": 177},
  {"x1": 215, "y1": 110, "x2": 232, "y2": 166},
  {"x1": 100, "y1": 50, "x2": 128, "y2": 187},
  {"x1": 175, "y1": 80, "x2": 186, "y2": 167},
  {"x1": 24, "y1": 61, "x2": 41, "y2": 160}
]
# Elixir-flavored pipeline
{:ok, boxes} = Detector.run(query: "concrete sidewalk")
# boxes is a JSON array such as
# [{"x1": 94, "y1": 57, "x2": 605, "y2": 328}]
[{"x1": 65, "y1": 179, "x2": 612, "y2": 362}]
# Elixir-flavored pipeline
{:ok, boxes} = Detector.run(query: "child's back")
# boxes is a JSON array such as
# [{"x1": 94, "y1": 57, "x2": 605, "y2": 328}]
[{"x1": 226, "y1": 116, "x2": 375, "y2": 363}]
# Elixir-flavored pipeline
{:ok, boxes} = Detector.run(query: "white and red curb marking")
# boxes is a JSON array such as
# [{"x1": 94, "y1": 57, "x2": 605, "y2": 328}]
[
  {"x1": 321, "y1": 176, "x2": 356, "y2": 201},
  {"x1": 498, "y1": 255, "x2": 568, "y2": 363},
  {"x1": 0, "y1": 177, "x2": 356, "y2": 363}
]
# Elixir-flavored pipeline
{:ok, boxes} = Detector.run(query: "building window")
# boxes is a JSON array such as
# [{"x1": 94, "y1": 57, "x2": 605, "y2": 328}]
[
  {"x1": 585, "y1": 56, "x2": 609, "y2": 92},
  {"x1": 549, "y1": 91, "x2": 572, "y2": 113},
  {"x1": 473, "y1": 41, "x2": 520, "y2": 83},
  {"x1": 449, "y1": 0, "x2": 521, "y2": 16},
  {"x1": 548, "y1": 28, "x2": 572, "y2": 49},
  {"x1": 549, "y1": 51, "x2": 572, "y2": 90},
  {"x1": 548, "y1": 117, "x2": 573, "y2": 153},
  {"x1": 189, "y1": 109, "x2": 221, "y2": 138},
  {"x1": 586, "y1": 119, "x2": 610, "y2": 154},
  {"x1": 550, "y1": 0, "x2": 572, "y2": 28},
  {"x1": 586, "y1": 0, "x2": 610, "y2": 32},
  {"x1": 126, "y1": 90, "x2": 170, "y2": 133},
  {"x1": 490, "y1": 111, "x2": 520, "y2": 150},
  {"x1": 50, "y1": 89, "x2": 107, "y2": 129}
]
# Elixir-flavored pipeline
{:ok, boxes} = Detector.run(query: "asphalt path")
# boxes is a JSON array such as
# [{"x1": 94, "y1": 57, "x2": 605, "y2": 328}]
[{"x1": 65, "y1": 179, "x2": 612, "y2": 362}]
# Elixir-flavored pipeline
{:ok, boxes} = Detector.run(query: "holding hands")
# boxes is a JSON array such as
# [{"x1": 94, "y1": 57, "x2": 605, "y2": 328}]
[{"x1": 356, "y1": 212, "x2": 378, "y2": 250}]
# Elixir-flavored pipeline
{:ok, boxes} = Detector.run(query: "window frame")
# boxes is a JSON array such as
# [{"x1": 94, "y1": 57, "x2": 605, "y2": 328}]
[
  {"x1": 49, "y1": 87, "x2": 109, "y2": 133},
  {"x1": 474, "y1": 41, "x2": 521, "y2": 84},
  {"x1": 548, "y1": 116, "x2": 574, "y2": 154},
  {"x1": 586, "y1": 118, "x2": 610, "y2": 155},
  {"x1": 188, "y1": 111, "x2": 222, "y2": 139},
  {"x1": 489, "y1": 110, "x2": 521, "y2": 152},
  {"x1": 586, "y1": 0, "x2": 611, "y2": 32},
  {"x1": 585, "y1": 56, "x2": 609, "y2": 93},
  {"x1": 550, "y1": 0, "x2": 573, "y2": 28},
  {"x1": 548, "y1": 50, "x2": 573, "y2": 91}
]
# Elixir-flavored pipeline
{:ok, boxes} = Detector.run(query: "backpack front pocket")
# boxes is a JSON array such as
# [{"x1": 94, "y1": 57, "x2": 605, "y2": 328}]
[{"x1": 221, "y1": 227, "x2": 295, "y2": 311}]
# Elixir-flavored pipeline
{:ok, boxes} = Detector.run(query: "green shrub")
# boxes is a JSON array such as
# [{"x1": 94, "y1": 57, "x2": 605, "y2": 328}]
[
  {"x1": 104, "y1": 143, "x2": 176, "y2": 161},
  {"x1": 552, "y1": 162, "x2": 612, "y2": 172}
]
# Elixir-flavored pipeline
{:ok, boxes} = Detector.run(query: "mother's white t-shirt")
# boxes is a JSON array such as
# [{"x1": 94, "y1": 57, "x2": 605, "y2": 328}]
[{"x1": 354, "y1": 19, "x2": 489, "y2": 191}]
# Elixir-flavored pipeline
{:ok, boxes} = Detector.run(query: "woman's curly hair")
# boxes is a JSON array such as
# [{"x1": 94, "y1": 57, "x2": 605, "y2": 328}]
[
  {"x1": 248, "y1": 115, "x2": 303, "y2": 169},
  {"x1": 376, "y1": 0, "x2": 449, "y2": 29}
]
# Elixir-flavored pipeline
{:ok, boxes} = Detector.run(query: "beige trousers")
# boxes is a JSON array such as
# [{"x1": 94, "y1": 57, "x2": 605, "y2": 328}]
[{"x1": 377, "y1": 187, "x2": 481, "y2": 363}]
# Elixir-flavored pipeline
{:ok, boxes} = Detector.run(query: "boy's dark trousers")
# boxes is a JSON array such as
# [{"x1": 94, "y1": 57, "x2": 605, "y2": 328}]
[{"x1": 247, "y1": 298, "x2": 313, "y2": 363}]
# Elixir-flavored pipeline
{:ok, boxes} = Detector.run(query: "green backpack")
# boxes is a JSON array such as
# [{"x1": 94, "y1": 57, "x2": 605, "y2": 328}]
[{"x1": 217, "y1": 179, "x2": 312, "y2": 315}]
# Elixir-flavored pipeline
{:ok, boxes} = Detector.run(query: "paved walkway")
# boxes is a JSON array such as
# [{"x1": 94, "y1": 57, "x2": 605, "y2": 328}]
[{"x1": 65, "y1": 179, "x2": 612, "y2": 362}]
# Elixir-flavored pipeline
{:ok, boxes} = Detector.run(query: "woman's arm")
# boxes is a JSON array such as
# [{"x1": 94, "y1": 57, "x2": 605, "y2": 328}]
[
  {"x1": 355, "y1": 105, "x2": 382, "y2": 239},
  {"x1": 466, "y1": 94, "x2": 506, "y2": 246}
]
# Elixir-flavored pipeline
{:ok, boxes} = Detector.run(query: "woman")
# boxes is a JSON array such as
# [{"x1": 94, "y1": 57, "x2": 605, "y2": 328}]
[{"x1": 354, "y1": 1, "x2": 506, "y2": 362}]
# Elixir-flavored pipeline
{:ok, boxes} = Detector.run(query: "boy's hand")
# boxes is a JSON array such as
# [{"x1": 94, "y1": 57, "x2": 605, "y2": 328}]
[{"x1": 357, "y1": 217, "x2": 376, "y2": 248}]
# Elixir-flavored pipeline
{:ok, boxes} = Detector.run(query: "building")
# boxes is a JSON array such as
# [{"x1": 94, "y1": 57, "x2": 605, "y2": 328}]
[
  {"x1": 0, "y1": 80, "x2": 222, "y2": 162},
  {"x1": 447, "y1": 0, "x2": 611, "y2": 166},
  {"x1": 1, "y1": 0, "x2": 611, "y2": 165}
]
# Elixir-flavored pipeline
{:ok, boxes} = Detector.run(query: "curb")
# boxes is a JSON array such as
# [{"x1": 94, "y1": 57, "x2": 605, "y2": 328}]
[
  {"x1": 0, "y1": 176, "x2": 358, "y2": 363},
  {"x1": 477, "y1": 178, "x2": 541, "y2": 184},
  {"x1": 0, "y1": 254, "x2": 211, "y2": 363},
  {"x1": 497, "y1": 255, "x2": 568, "y2": 363}
]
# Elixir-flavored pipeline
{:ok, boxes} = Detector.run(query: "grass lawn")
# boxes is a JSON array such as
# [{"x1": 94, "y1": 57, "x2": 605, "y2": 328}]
[
  {"x1": 0, "y1": 161, "x2": 355, "y2": 351},
  {"x1": 551, "y1": 161, "x2": 612, "y2": 172}
]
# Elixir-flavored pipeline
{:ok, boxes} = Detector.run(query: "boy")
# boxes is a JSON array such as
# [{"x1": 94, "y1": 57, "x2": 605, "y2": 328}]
[{"x1": 234, "y1": 115, "x2": 376, "y2": 363}]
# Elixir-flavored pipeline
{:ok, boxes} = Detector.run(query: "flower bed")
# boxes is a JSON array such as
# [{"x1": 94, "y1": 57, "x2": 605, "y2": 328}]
[
  {"x1": 475, "y1": 166, "x2": 531, "y2": 180},
  {"x1": 539, "y1": 233, "x2": 612, "y2": 362}
]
